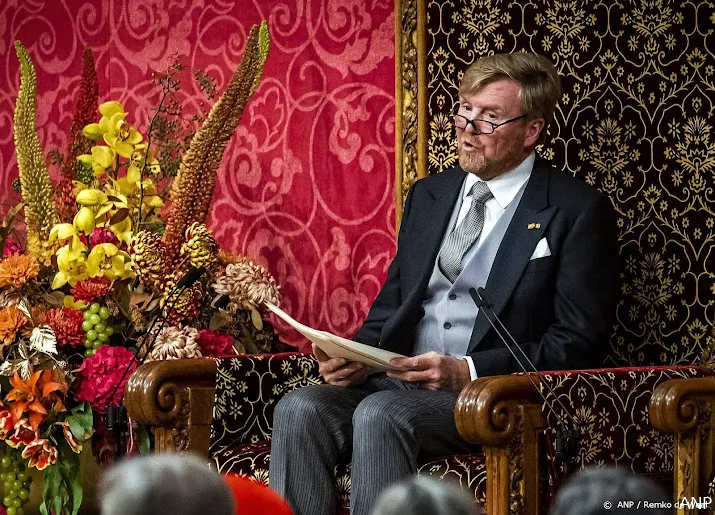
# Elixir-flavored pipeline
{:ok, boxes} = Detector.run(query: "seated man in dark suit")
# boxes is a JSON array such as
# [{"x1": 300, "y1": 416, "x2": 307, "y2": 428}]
[{"x1": 270, "y1": 52, "x2": 619, "y2": 515}]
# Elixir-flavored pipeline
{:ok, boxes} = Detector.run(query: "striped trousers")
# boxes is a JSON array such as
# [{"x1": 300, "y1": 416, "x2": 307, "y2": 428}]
[{"x1": 269, "y1": 374, "x2": 475, "y2": 515}]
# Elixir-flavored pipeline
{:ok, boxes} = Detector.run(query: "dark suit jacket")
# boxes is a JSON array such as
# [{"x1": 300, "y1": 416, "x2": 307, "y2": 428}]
[{"x1": 353, "y1": 159, "x2": 619, "y2": 377}]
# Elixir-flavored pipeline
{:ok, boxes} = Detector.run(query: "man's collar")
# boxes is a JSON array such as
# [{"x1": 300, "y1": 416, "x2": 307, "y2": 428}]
[{"x1": 463, "y1": 152, "x2": 535, "y2": 209}]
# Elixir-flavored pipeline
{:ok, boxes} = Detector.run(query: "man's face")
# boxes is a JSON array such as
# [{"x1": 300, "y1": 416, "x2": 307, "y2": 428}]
[{"x1": 456, "y1": 79, "x2": 543, "y2": 180}]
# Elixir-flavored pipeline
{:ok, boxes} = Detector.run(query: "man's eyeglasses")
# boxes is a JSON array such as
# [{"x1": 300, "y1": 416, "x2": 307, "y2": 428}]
[{"x1": 451, "y1": 104, "x2": 527, "y2": 135}]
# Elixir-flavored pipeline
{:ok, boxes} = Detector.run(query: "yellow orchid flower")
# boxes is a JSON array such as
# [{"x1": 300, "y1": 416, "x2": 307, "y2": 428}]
[
  {"x1": 86, "y1": 244, "x2": 135, "y2": 281},
  {"x1": 131, "y1": 143, "x2": 161, "y2": 176},
  {"x1": 53, "y1": 243, "x2": 89, "y2": 288},
  {"x1": 101, "y1": 110, "x2": 143, "y2": 159},
  {"x1": 76, "y1": 189, "x2": 108, "y2": 206},
  {"x1": 90, "y1": 146, "x2": 115, "y2": 176},
  {"x1": 109, "y1": 218, "x2": 133, "y2": 246},
  {"x1": 63, "y1": 295, "x2": 88, "y2": 311},
  {"x1": 115, "y1": 166, "x2": 142, "y2": 196},
  {"x1": 82, "y1": 123, "x2": 104, "y2": 141},
  {"x1": 73, "y1": 207, "x2": 96, "y2": 234},
  {"x1": 49, "y1": 223, "x2": 77, "y2": 242},
  {"x1": 98, "y1": 101, "x2": 124, "y2": 118}
]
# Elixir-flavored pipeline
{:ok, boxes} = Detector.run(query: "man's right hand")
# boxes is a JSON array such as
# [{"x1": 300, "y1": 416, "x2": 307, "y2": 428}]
[{"x1": 313, "y1": 344, "x2": 370, "y2": 387}]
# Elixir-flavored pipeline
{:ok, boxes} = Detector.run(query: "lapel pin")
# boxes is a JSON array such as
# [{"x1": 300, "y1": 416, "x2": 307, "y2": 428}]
[{"x1": 527, "y1": 223, "x2": 541, "y2": 230}]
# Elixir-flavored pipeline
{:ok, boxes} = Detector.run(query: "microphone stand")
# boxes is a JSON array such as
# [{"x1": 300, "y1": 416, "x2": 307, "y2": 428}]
[
  {"x1": 105, "y1": 267, "x2": 203, "y2": 460},
  {"x1": 469, "y1": 287, "x2": 581, "y2": 477}
]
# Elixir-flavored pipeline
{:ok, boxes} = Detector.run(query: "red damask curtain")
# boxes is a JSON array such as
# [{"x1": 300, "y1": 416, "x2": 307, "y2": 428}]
[{"x1": 0, "y1": 1, "x2": 396, "y2": 351}]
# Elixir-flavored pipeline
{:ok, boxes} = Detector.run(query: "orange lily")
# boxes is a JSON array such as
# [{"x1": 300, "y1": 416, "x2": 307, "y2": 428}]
[{"x1": 4, "y1": 371, "x2": 66, "y2": 431}]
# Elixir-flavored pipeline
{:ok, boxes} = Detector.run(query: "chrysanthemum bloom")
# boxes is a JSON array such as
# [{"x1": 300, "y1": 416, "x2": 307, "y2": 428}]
[
  {"x1": 45, "y1": 308, "x2": 84, "y2": 347},
  {"x1": 71, "y1": 276, "x2": 112, "y2": 304},
  {"x1": 0, "y1": 254, "x2": 40, "y2": 288},
  {"x1": 0, "y1": 306, "x2": 30, "y2": 346},
  {"x1": 21, "y1": 438, "x2": 58, "y2": 470},
  {"x1": 212, "y1": 261, "x2": 281, "y2": 313},
  {"x1": 143, "y1": 325, "x2": 202, "y2": 362}
]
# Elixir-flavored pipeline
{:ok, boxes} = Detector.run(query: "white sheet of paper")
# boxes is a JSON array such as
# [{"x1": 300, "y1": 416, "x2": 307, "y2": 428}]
[{"x1": 265, "y1": 302, "x2": 408, "y2": 371}]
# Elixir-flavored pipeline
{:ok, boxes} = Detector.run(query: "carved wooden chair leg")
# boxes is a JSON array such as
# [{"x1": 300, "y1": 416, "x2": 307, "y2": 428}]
[
  {"x1": 456, "y1": 376, "x2": 544, "y2": 515},
  {"x1": 125, "y1": 359, "x2": 218, "y2": 457},
  {"x1": 651, "y1": 378, "x2": 715, "y2": 515}
]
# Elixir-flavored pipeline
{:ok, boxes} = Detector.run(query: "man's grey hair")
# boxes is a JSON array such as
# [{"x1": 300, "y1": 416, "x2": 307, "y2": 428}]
[
  {"x1": 100, "y1": 453, "x2": 235, "y2": 515},
  {"x1": 371, "y1": 475, "x2": 480, "y2": 515},
  {"x1": 551, "y1": 466, "x2": 670, "y2": 515}
]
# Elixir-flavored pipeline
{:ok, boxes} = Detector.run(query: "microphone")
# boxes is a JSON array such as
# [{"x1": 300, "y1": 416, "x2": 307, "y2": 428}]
[
  {"x1": 175, "y1": 265, "x2": 206, "y2": 289},
  {"x1": 104, "y1": 266, "x2": 205, "y2": 458},
  {"x1": 469, "y1": 287, "x2": 581, "y2": 475}
]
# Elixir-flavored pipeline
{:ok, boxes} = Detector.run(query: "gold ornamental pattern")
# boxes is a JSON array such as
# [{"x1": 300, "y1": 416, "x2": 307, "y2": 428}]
[{"x1": 421, "y1": 0, "x2": 715, "y2": 366}]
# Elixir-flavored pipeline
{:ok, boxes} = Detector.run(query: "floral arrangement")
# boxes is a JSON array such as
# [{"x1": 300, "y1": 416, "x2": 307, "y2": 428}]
[{"x1": 0, "y1": 21, "x2": 279, "y2": 515}]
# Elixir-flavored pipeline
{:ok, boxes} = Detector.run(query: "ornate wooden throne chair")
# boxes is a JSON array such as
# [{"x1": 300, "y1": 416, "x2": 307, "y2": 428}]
[{"x1": 126, "y1": 0, "x2": 715, "y2": 513}]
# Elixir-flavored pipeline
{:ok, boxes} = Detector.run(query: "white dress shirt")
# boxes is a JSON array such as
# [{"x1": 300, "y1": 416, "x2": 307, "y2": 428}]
[{"x1": 460, "y1": 153, "x2": 535, "y2": 380}]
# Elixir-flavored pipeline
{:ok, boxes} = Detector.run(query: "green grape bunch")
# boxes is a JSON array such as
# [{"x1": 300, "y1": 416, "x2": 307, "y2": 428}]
[
  {"x1": 81, "y1": 302, "x2": 114, "y2": 357},
  {"x1": 0, "y1": 448, "x2": 31, "y2": 515}
]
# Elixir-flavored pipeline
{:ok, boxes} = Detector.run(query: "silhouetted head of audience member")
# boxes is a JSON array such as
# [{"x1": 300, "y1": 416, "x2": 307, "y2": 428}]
[
  {"x1": 100, "y1": 453, "x2": 235, "y2": 515},
  {"x1": 371, "y1": 475, "x2": 481, "y2": 515},
  {"x1": 550, "y1": 466, "x2": 670, "y2": 515}
]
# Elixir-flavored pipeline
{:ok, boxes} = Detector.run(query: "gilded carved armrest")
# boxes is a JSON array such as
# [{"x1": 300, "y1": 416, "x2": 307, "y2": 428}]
[
  {"x1": 125, "y1": 358, "x2": 218, "y2": 457},
  {"x1": 456, "y1": 375, "x2": 544, "y2": 515},
  {"x1": 650, "y1": 377, "x2": 715, "y2": 515}
]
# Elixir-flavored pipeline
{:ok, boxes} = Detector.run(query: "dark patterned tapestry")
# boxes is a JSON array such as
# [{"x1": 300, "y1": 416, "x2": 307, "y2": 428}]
[{"x1": 424, "y1": 0, "x2": 715, "y2": 366}]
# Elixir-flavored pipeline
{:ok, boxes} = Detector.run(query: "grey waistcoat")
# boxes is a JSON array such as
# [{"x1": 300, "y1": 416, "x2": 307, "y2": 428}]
[{"x1": 413, "y1": 180, "x2": 527, "y2": 357}]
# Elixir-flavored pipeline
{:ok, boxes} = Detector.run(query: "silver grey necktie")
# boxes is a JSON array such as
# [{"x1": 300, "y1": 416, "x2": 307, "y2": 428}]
[{"x1": 438, "y1": 181, "x2": 493, "y2": 282}]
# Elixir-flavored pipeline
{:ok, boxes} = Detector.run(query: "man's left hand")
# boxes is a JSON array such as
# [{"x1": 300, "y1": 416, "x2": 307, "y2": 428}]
[{"x1": 387, "y1": 352, "x2": 471, "y2": 391}]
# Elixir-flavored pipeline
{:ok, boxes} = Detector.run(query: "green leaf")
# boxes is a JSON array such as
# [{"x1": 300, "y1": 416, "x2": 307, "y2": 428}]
[
  {"x1": 41, "y1": 462, "x2": 61, "y2": 515},
  {"x1": 69, "y1": 469, "x2": 83, "y2": 515},
  {"x1": 66, "y1": 402, "x2": 94, "y2": 440},
  {"x1": 137, "y1": 423, "x2": 151, "y2": 454}
]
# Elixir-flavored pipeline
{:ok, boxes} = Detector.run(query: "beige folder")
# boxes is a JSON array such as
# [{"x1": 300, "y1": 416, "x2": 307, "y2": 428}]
[{"x1": 265, "y1": 302, "x2": 408, "y2": 371}]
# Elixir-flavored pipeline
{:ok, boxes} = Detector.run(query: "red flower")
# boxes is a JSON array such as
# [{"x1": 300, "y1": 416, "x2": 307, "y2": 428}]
[
  {"x1": 21, "y1": 438, "x2": 58, "y2": 470},
  {"x1": 2, "y1": 240, "x2": 21, "y2": 258},
  {"x1": 74, "y1": 345, "x2": 136, "y2": 413},
  {"x1": 197, "y1": 329, "x2": 235, "y2": 357},
  {"x1": 6, "y1": 419, "x2": 38, "y2": 448},
  {"x1": 0, "y1": 407, "x2": 13, "y2": 439},
  {"x1": 62, "y1": 421, "x2": 83, "y2": 454},
  {"x1": 89, "y1": 228, "x2": 120, "y2": 247},
  {"x1": 71, "y1": 277, "x2": 112, "y2": 303},
  {"x1": 45, "y1": 308, "x2": 84, "y2": 347}
]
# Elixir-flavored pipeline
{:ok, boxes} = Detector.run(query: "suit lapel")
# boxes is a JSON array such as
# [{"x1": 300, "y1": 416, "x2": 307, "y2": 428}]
[
  {"x1": 468, "y1": 164, "x2": 557, "y2": 352},
  {"x1": 407, "y1": 168, "x2": 465, "y2": 293},
  {"x1": 381, "y1": 169, "x2": 465, "y2": 343}
]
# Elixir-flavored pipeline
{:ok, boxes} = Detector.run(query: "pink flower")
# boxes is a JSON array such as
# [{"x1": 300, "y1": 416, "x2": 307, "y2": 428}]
[
  {"x1": 88, "y1": 228, "x2": 119, "y2": 247},
  {"x1": 74, "y1": 345, "x2": 136, "y2": 413},
  {"x1": 21, "y1": 438, "x2": 58, "y2": 470},
  {"x1": 2, "y1": 240, "x2": 21, "y2": 258},
  {"x1": 6, "y1": 419, "x2": 38, "y2": 448},
  {"x1": 197, "y1": 329, "x2": 235, "y2": 357}
]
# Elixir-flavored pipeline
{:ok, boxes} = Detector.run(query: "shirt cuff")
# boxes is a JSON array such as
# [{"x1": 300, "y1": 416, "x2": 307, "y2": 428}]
[{"x1": 462, "y1": 356, "x2": 478, "y2": 381}]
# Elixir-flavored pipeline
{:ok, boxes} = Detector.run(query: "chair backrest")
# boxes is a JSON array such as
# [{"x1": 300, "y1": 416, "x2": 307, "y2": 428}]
[
  {"x1": 538, "y1": 365, "x2": 699, "y2": 507},
  {"x1": 210, "y1": 353, "x2": 321, "y2": 452},
  {"x1": 395, "y1": 0, "x2": 715, "y2": 368}
]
